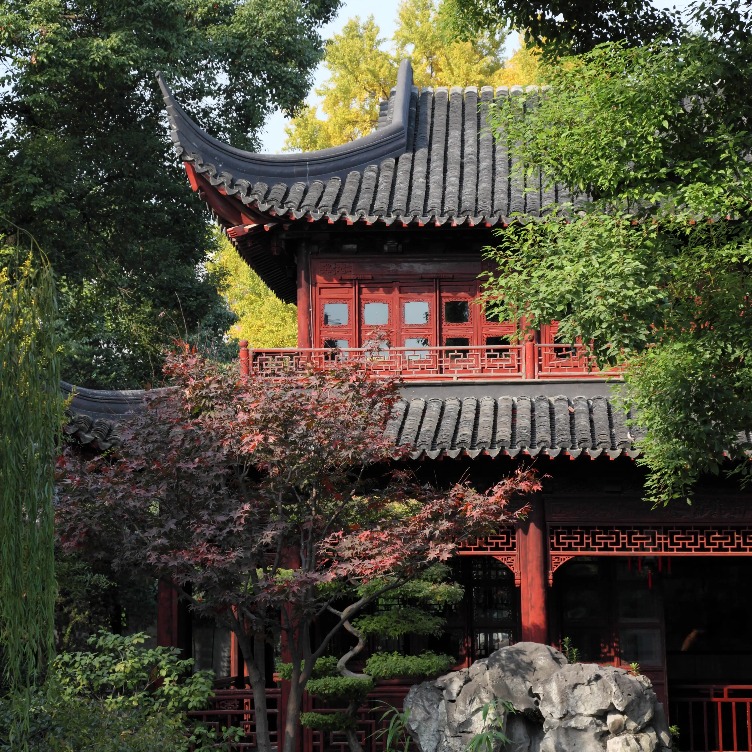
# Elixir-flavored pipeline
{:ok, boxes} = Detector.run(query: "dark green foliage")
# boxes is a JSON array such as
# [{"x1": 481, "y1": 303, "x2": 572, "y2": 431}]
[
  {"x1": 354, "y1": 607, "x2": 445, "y2": 639},
  {"x1": 481, "y1": 1, "x2": 752, "y2": 504},
  {"x1": 0, "y1": 631, "x2": 230, "y2": 752},
  {"x1": 0, "y1": 225, "x2": 62, "y2": 746},
  {"x1": 364, "y1": 652, "x2": 454, "y2": 680},
  {"x1": 0, "y1": 0, "x2": 339, "y2": 387},
  {"x1": 305, "y1": 676, "x2": 374, "y2": 702},
  {"x1": 54, "y1": 551, "x2": 156, "y2": 653},
  {"x1": 442, "y1": 0, "x2": 680, "y2": 58},
  {"x1": 275, "y1": 655, "x2": 341, "y2": 681},
  {"x1": 300, "y1": 711, "x2": 356, "y2": 732}
]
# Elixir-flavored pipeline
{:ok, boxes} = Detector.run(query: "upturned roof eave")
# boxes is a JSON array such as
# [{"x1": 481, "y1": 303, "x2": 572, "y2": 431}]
[{"x1": 156, "y1": 60, "x2": 414, "y2": 187}]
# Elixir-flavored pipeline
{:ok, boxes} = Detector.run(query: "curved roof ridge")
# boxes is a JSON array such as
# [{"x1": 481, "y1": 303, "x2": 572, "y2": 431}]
[{"x1": 157, "y1": 59, "x2": 414, "y2": 187}]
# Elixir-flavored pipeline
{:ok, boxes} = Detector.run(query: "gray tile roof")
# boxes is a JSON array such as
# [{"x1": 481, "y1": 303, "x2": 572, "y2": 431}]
[
  {"x1": 159, "y1": 62, "x2": 581, "y2": 226},
  {"x1": 63, "y1": 384, "x2": 638, "y2": 459},
  {"x1": 62, "y1": 381, "x2": 149, "y2": 451},
  {"x1": 386, "y1": 394, "x2": 639, "y2": 460}
]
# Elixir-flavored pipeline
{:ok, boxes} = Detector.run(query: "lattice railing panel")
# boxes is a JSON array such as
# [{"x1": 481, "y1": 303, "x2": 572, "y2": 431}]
[{"x1": 250, "y1": 345, "x2": 525, "y2": 380}]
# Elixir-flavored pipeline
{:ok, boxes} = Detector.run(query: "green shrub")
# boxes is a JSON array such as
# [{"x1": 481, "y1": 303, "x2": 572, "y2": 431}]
[
  {"x1": 305, "y1": 676, "x2": 373, "y2": 703},
  {"x1": 300, "y1": 711, "x2": 356, "y2": 731},
  {"x1": 276, "y1": 655, "x2": 340, "y2": 681},
  {"x1": 0, "y1": 631, "x2": 234, "y2": 752},
  {"x1": 53, "y1": 630, "x2": 214, "y2": 713},
  {"x1": 364, "y1": 651, "x2": 454, "y2": 680}
]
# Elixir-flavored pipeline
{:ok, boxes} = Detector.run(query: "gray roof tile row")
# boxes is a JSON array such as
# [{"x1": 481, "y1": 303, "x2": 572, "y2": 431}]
[
  {"x1": 160, "y1": 62, "x2": 584, "y2": 226},
  {"x1": 385, "y1": 395, "x2": 639, "y2": 460},
  {"x1": 63, "y1": 386, "x2": 639, "y2": 459}
]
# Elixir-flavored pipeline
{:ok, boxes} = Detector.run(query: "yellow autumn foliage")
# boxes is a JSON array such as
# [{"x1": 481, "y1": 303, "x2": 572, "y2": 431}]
[
  {"x1": 285, "y1": 0, "x2": 541, "y2": 152},
  {"x1": 208, "y1": 236, "x2": 297, "y2": 349}
]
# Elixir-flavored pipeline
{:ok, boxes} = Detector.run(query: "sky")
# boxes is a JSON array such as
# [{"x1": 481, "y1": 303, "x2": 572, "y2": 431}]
[
  {"x1": 258, "y1": 0, "x2": 402, "y2": 153},
  {"x1": 258, "y1": 0, "x2": 689, "y2": 154}
]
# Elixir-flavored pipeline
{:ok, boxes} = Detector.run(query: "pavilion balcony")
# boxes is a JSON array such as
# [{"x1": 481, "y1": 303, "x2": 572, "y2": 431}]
[{"x1": 239, "y1": 342, "x2": 620, "y2": 381}]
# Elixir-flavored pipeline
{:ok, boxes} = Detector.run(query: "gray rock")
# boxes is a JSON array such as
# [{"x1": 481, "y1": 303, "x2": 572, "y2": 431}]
[
  {"x1": 607, "y1": 710, "x2": 627, "y2": 735},
  {"x1": 606, "y1": 728, "x2": 657, "y2": 752},
  {"x1": 535, "y1": 664, "x2": 654, "y2": 729},
  {"x1": 485, "y1": 642, "x2": 567, "y2": 713},
  {"x1": 403, "y1": 643, "x2": 664, "y2": 752},
  {"x1": 651, "y1": 703, "x2": 672, "y2": 748},
  {"x1": 540, "y1": 715, "x2": 608, "y2": 752},
  {"x1": 506, "y1": 715, "x2": 544, "y2": 752},
  {"x1": 404, "y1": 682, "x2": 444, "y2": 752}
]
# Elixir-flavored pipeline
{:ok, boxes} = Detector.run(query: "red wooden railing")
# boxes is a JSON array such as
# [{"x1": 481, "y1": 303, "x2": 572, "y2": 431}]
[
  {"x1": 670, "y1": 685, "x2": 752, "y2": 752},
  {"x1": 188, "y1": 686, "x2": 282, "y2": 751},
  {"x1": 190, "y1": 681, "x2": 752, "y2": 752},
  {"x1": 240, "y1": 343, "x2": 616, "y2": 381},
  {"x1": 188, "y1": 682, "x2": 411, "y2": 752}
]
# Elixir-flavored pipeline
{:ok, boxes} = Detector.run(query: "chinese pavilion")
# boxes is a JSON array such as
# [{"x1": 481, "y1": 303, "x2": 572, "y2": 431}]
[{"x1": 64, "y1": 60, "x2": 752, "y2": 752}]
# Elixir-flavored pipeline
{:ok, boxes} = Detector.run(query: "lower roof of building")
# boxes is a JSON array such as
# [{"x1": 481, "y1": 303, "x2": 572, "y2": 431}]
[{"x1": 63, "y1": 380, "x2": 641, "y2": 459}]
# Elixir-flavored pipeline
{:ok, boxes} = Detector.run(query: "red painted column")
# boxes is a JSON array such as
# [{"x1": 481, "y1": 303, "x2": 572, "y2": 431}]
[
  {"x1": 239, "y1": 340, "x2": 250, "y2": 377},
  {"x1": 157, "y1": 579, "x2": 179, "y2": 647},
  {"x1": 296, "y1": 244, "x2": 312, "y2": 349},
  {"x1": 517, "y1": 499, "x2": 548, "y2": 643},
  {"x1": 523, "y1": 332, "x2": 537, "y2": 380}
]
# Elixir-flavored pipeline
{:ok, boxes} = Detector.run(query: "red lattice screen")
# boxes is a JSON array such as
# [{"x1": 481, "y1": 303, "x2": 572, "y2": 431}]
[
  {"x1": 458, "y1": 530, "x2": 519, "y2": 585},
  {"x1": 548, "y1": 525, "x2": 752, "y2": 583}
]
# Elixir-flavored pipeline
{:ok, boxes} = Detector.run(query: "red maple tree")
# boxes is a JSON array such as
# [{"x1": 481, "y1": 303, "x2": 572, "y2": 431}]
[{"x1": 57, "y1": 348, "x2": 537, "y2": 752}]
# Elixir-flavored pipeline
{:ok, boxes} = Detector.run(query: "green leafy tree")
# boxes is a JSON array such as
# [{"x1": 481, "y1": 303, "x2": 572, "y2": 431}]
[
  {"x1": 208, "y1": 235, "x2": 297, "y2": 348},
  {"x1": 0, "y1": 224, "x2": 63, "y2": 747},
  {"x1": 480, "y1": 1, "x2": 752, "y2": 504},
  {"x1": 279, "y1": 565, "x2": 460, "y2": 752},
  {"x1": 442, "y1": 0, "x2": 680, "y2": 58},
  {"x1": 285, "y1": 0, "x2": 541, "y2": 152},
  {"x1": 0, "y1": 0, "x2": 339, "y2": 388}
]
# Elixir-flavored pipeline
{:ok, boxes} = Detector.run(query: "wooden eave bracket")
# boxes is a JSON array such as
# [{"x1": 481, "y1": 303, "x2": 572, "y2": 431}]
[{"x1": 186, "y1": 163, "x2": 275, "y2": 228}]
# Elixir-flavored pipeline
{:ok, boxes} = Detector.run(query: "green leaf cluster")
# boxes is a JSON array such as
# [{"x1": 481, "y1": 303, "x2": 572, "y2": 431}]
[
  {"x1": 0, "y1": 0, "x2": 338, "y2": 387},
  {"x1": 0, "y1": 631, "x2": 227, "y2": 752},
  {"x1": 481, "y1": 2, "x2": 752, "y2": 504},
  {"x1": 300, "y1": 711, "x2": 357, "y2": 731},
  {"x1": 276, "y1": 655, "x2": 340, "y2": 681},
  {"x1": 441, "y1": 0, "x2": 679, "y2": 58},
  {"x1": 364, "y1": 651, "x2": 454, "y2": 680},
  {"x1": 305, "y1": 675, "x2": 374, "y2": 703}
]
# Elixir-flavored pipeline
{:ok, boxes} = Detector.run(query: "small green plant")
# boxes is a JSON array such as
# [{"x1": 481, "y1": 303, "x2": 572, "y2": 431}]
[
  {"x1": 560, "y1": 636, "x2": 580, "y2": 663},
  {"x1": 465, "y1": 700, "x2": 513, "y2": 752},
  {"x1": 628, "y1": 662, "x2": 641, "y2": 676},
  {"x1": 375, "y1": 704, "x2": 412, "y2": 752},
  {"x1": 669, "y1": 724, "x2": 680, "y2": 752}
]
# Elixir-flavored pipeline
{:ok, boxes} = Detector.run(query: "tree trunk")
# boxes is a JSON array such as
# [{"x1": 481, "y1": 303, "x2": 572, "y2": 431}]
[
  {"x1": 236, "y1": 630, "x2": 273, "y2": 752},
  {"x1": 282, "y1": 664, "x2": 304, "y2": 752},
  {"x1": 344, "y1": 697, "x2": 365, "y2": 752}
]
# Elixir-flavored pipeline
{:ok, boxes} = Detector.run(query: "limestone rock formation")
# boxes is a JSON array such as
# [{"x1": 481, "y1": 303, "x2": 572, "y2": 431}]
[{"x1": 404, "y1": 643, "x2": 672, "y2": 752}]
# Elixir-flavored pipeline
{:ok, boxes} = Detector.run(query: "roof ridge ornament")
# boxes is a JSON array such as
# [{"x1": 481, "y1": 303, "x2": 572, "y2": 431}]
[{"x1": 156, "y1": 59, "x2": 414, "y2": 187}]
